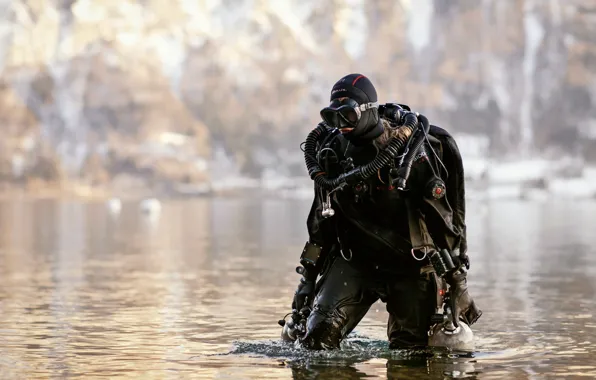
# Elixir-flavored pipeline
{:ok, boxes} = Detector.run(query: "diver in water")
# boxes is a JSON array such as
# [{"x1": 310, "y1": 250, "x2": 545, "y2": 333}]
[{"x1": 279, "y1": 73, "x2": 482, "y2": 350}]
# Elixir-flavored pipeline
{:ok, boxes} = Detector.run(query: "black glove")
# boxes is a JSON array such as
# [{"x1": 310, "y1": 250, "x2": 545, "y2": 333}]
[
  {"x1": 446, "y1": 270, "x2": 482, "y2": 328},
  {"x1": 292, "y1": 277, "x2": 316, "y2": 312},
  {"x1": 451, "y1": 248, "x2": 470, "y2": 270}
]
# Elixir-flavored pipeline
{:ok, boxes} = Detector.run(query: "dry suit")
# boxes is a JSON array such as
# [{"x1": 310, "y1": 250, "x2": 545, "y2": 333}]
[{"x1": 287, "y1": 73, "x2": 482, "y2": 350}]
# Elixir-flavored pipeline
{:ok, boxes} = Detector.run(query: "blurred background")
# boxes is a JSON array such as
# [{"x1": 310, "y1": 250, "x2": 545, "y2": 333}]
[
  {"x1": 1, "y1": 0, "x2": 595, "y2": 200},
  {"x1": 1, "y1": 1, "x2": 596, "y2": 379}
]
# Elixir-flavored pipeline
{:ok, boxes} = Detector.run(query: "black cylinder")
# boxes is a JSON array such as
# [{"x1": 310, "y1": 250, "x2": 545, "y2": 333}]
[
  {"x1": 393, "y1": 114, "x2": 431, "y2": 189},
  {"x1": 430, "y1": 250, "x2": 448, "y2": 278},
  {"x1": 440, "y1": 249, "x2": 456, "y2": 272}
]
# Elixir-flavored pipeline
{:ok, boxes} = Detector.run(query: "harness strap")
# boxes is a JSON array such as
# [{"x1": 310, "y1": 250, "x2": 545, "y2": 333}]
[
  {"x1": 407, "y1": 198, "x2": 448, "y2": 312},
  {"x1": 420, "y1": 264, "x2": 446, "y2": 311},
  {"x1": 405, "y1": 198, "x2": 435, "y2": 261},
  {"x1": 334, "y1": 221, "x2": 353, "y2": 262}
]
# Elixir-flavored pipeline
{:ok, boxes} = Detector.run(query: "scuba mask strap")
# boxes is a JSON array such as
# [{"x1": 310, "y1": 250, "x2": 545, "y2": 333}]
[{"x1": 358, "y1": 101, "x2": 379, "y2": 112}]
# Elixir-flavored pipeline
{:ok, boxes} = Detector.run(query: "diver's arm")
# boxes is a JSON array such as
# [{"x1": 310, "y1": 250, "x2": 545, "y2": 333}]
[
  {"x1": 418, "y1": 134, "x2": 482, "y2": 326},
  {"x1": 420, "y1": 128, "x2": 468, "y2": 261},
  {"x1": 418, "y1": 177, "x2": 482, "y2": 327},
  {"x1": 291, "y1": 185, "x2": 335, "y2": 312},
  {"x1": 438, "y1": 127, "x2": 468, "y2": 258},
  {"x1": 301, "y1": 184, "x2": 335, "y2": 279}
]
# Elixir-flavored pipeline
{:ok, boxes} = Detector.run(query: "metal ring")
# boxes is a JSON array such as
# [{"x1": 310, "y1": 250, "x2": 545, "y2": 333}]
[
  {"x1": 341, "y1": 248, "x2": 353, "y2": 262},
  {"x1": 411, "y1": 248, "x2": 427, "y2": 261}
]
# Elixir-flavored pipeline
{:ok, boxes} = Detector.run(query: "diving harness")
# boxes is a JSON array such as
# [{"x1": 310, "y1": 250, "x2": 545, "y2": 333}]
[{"x1": 303, "y1": 105, "x2": 443, "y2": 218}]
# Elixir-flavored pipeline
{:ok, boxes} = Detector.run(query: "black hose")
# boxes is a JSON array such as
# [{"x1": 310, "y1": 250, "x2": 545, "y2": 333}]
[
  {"x1": 361, "y1": 112, "x2": 418, "y2": 178},
  {"x1": 304, "y1": 122, "x2": 331, "y2": 179},
  {"x1": 304, "y1": 112, "x2": 420, "y2": 191},
  {"x1": 393, "y1": 114, "x2": 431, "y2": 190}
]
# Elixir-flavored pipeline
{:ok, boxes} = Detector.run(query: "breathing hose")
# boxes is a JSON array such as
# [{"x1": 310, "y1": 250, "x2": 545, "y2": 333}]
[
  {"x1": 304, "y1": 112, "x2": 420, "y2": 191},
  {"x1": 393, "y1": 113, "x2": 431, "y2": 189}
]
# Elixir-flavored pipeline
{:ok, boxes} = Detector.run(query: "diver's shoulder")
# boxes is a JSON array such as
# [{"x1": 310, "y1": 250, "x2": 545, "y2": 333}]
[{"x1": 429, "y1": 124, "x2": 454, "y2": 139}]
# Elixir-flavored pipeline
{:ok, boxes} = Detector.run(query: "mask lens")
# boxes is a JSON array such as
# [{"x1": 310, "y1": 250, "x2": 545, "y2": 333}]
[
  {"x1": 321, "y1": 98, "x2": 361, "y2": 128},
  {"x1": 320, "y1": 108, "x2": 339, "y2": 127},
  {"x1": 338, "y1": 107, "x2": 359, "y2": 125}
]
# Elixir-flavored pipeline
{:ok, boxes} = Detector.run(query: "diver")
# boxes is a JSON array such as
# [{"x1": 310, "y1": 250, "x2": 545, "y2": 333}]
[{"x1": 279, "y1": 73, "x2": 482, "y2": 350}]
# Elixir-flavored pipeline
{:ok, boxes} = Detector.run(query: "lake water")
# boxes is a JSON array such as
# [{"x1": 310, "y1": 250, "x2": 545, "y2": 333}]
[{"x1": 0, "y1": 197, "x2": 595, "y2": 379}]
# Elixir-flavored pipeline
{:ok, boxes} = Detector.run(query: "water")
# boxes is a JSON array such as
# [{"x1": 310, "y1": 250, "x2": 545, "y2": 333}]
[{"x1": 0, "y1": 197, "x2": 595, "y2": 379}]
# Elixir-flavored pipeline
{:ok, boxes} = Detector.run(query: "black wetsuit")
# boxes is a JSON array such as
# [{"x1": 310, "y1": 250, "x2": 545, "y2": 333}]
[{"x1": 300, "y1": 123, "x2": 468, "y2": 349}]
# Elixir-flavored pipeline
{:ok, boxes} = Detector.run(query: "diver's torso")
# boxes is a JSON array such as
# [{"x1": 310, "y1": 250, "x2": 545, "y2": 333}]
[{"x1": 319, "y1": 133, "x2": 436, "y2": 267}]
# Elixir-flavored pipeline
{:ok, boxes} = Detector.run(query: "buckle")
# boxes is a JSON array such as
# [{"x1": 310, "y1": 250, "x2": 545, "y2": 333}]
[{"x1": 359, "y1": 101, "x2": 379, "y2": 111}]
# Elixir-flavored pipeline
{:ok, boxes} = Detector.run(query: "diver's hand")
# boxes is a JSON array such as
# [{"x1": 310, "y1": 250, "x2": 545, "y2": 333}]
[
  {"x1": 447, "y1": 270, "x2": 482, "y2": 328},
  {"x1": 292, "y1": 277, "x2": 316, "y2": 311}
]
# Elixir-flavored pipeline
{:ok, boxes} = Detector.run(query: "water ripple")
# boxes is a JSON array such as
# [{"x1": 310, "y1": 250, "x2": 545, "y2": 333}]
[{"x1": 0, "y1": 199, "x2": 595, "y2": 379}]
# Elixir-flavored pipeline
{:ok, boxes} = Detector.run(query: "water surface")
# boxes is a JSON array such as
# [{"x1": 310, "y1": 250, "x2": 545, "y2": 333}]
[{"x1": 0, "y1": 197, "x2": 595, "y2": 379}]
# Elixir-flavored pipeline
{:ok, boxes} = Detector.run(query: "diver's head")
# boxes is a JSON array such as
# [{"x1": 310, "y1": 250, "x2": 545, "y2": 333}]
[{"x1": 320, "y1": 73, "x2": 384, "y2": 144}]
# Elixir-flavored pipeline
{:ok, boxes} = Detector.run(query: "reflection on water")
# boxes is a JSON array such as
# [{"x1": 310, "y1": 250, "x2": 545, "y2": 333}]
[{"x1": 0, "y1": 197, "x2": 595, "y2": 379}]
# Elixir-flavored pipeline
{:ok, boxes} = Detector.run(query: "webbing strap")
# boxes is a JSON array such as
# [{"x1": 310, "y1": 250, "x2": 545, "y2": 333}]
[{"x1": 405, "y1": 198, "x2": 435, "y2": 259}]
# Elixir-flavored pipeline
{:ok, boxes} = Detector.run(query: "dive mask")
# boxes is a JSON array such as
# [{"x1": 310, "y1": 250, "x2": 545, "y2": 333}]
[{"x1": 320, "y1": 98, "x2": 379, "y2": 131}]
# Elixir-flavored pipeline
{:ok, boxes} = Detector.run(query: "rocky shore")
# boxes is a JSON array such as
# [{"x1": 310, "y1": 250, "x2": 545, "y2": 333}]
[{"x1": 1, "y1": 0, "x2": 595, "y2": 200}]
